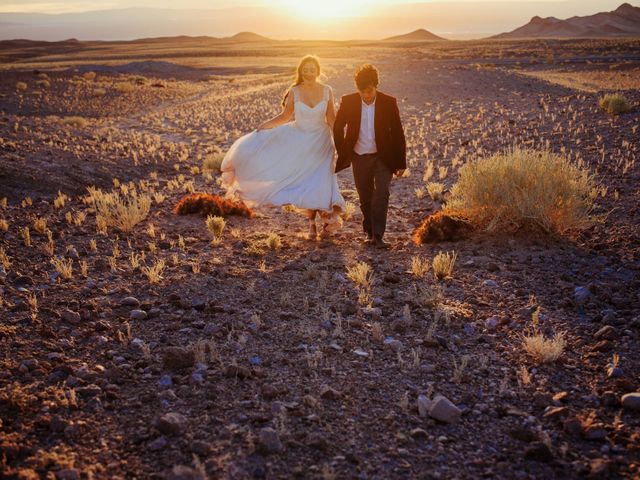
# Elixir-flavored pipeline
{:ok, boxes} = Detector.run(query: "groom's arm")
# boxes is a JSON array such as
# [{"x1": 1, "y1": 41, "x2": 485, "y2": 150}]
[
  {"x1": 390, "y1": 97, "x2": 406, "y2": 173},
  {"x1": 333, "y1": 95, "x2": 348, "y2": 154}
]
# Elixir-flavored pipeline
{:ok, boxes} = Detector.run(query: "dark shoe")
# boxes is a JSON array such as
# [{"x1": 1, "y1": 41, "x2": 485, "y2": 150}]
[{"x1": 373, "y1": 237, "x2": 389, "y2": 250}]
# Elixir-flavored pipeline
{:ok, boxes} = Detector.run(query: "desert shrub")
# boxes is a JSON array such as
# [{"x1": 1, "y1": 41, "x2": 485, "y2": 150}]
[
  {"x1": 520, "y1": 309, "x2": 566, "y2": 364},
  {"x1": 83, "y1": 71, "x2": 97, "y2": 81},
  {"x1": 432, "y1": 251, "x2": 457, "y2": 280},
  {"x1": 115, "y1": 82, "x2": 134, "y2": 93},
  {"x1": 93, "y1": 88, "x2": 107, "y2": 97},
  {"x1": 203, "y1": 153, "x2": 224, "y2": 172},
  {"x1": 16, "y1": 82, "x2": 27, "y2": 91},
  {"x1": 426, "y1": 182, "x2": 445, "y2": 201},
  {"x1": 447, "y1": 147, "x2": 596, "y2": 234},
  {"x1": 173, "y1": 193, "x2": 252, "y2": 217},
  {"x1": 61, "y1": 116, "x2": 88, "y2": 128},
  {"x1": 599, "y1": 94, "x2": 631, "y2": 114},
  {"x1": 412, "y1": 210, "x2": 473, "y2": 245},
  {"x1": 36, "y1": 79, "x2": 50, "y2": 89},
  {"x1": 88, "y1": 187, "x2": 151, "y2": 233}
]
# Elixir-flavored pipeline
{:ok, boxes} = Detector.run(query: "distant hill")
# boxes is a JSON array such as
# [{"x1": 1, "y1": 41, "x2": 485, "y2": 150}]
[
  {"x1": 226, "y1": 32, "x2": 273, "y2": 43},
  {"x1": 384, "y1": 29, "x2": 445, "y2": 42},
  {"x1": 494, "y1": 3, "x2": 640, "y2": 39}
]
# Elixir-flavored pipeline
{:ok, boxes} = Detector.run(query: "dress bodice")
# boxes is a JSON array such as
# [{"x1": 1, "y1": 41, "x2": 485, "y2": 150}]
[{"x1": 292, "y1": 85, "x2": 330, "y2": 131}]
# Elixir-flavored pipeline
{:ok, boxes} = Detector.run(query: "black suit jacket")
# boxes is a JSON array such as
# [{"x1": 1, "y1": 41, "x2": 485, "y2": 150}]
[{"x1": 333, "y1": 91, "x2": 406, "y2": 173}]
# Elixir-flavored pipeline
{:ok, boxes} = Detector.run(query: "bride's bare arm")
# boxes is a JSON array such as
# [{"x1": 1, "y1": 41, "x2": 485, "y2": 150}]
[
  {"x1": 257, "y1": 90, "x2": 294, "y2": 130},
  {"x1": 326, "y1": 87, "x2": 336, "y2": 129}
]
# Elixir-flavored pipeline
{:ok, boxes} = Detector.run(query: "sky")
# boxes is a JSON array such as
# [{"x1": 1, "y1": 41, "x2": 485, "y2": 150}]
[{"x1": 0, "y1": 0, "x2": 634, "y2": 40}]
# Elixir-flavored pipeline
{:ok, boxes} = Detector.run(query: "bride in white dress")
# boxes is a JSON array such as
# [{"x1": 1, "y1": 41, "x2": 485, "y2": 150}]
[{"x1": 220, "y1": 55, "x2": 345, "y2": 239}]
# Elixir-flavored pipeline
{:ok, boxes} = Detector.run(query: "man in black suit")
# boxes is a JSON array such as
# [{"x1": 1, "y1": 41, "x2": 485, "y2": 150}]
[{"x1": 333, "y1": 64, "x2": 406, "y2": 249}]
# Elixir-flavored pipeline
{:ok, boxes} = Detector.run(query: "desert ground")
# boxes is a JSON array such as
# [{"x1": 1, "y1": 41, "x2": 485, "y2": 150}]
[{"x1": 1, "y1": 37, "x2": 639, "y2": 479}]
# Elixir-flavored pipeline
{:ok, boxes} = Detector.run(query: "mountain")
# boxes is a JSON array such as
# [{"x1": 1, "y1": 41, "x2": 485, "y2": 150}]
[
  {"x1": 226, "y1": 32, "x2": 273, "y2": 43},
  {"x1": 384, "y1": 29, "x2": 445, "y2": 42},
  {"x1": 494, "y1": 3, "x2": 640, "y2": 39}
]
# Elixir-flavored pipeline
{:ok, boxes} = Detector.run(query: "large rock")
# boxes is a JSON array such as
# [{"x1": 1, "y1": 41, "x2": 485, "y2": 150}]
[
  {"x1": 621, "y1": 393, "x2": 640, "y2": 410},
  {"x1": 428, "y1": 394, "x2": 461, "y2": 424},
  {"x1": 162, "y1": 347, "x2": 195, "y2": 370}
]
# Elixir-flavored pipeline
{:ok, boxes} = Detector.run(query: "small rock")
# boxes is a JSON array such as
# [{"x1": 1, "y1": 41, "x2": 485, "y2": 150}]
[
  {"x1": 621, "y1": 392, "x2": 640, "y2": 410},
  {"x1": 121, "y1": 296, "x2": 140, "y2": 307},
  {"x1": 130, "y1": 309, "x2": 147, "y2": 320},
  {"x1": 162, "y1": 347, "x2": 195, "y2": 370},
  {"x1": 353, "y1": 349, "x2": 369, "y2": 357},
  {"x1": 410, "y1": 428, "x2": 429, "y2": 439},
  {"x1": 482, "y1": 279, "x2": 498, "y2": 288},
  {"x1": 60, "y1": 309, "x2": 81, "y2": 324},
  {"x1": 155, "y1": 412, "x2": 188, "y2": 436},
  {"x1": 417, "y1": 395, "x2": 431, "y2": 417},
  {"x1": 387, "y1": 339, "x2": 403, "y2": 352},
  {"x1": 319, "y1": 385, "x2": 342, "y2": 400},
  {"x1": 225, "y1": 364, "x2": 252, "y2": 379},
  {"x1": 583, "y1": 424, "x2": 608, "y2": 440},
  {"x1": 149, "y1": 436, "x2": 168, "y2": 451},
  {"x1": 594, "y1": 325, "x2": 617, "y2": 341},
  {"x1": 484, "y1": 317, "x2": 499, "y2": 330},
  {"x1": 523, "y1": 442, "x2": 553, "y2": 462},
  {"x1": 56, "y1": 468, "x2": 80, "y2": 480},
  {"x1": 428, "y1": 394, "x2": 461, "y2": 424},
  {"x1": 167, "y1": 465, "x2": 205, "y2": 480},
  {"x1": 258, "y1": 427, "x2": 283, "y2": 454}
]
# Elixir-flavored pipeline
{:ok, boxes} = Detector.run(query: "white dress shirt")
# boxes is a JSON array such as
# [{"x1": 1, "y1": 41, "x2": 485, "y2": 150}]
[{"x1": 354, "y1": 97, "x2": 377, "y2": 155}]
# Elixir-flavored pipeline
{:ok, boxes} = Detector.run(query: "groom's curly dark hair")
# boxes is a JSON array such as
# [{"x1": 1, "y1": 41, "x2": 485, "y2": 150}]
[{"x1": 355, "y1": 64, "x2": 379, "y2": 90}]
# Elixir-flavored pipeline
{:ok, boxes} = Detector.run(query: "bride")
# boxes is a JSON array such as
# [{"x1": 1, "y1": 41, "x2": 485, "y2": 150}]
[{"x1": 220, "y1": 55, "x2": 345, "y2": 239}]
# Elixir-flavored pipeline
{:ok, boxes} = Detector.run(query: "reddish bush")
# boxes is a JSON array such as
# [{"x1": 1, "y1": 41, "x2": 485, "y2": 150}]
[{"x1": 173, "y1": 193, "x2": 253, "y2": 218}]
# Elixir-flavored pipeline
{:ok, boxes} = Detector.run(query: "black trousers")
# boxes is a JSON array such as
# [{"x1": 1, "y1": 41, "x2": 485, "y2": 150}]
[{"x1": 351, "y1": 152, "x2": 393, "y2": 239}]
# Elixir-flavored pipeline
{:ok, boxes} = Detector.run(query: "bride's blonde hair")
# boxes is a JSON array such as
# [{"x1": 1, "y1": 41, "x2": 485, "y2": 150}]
[{"x1": 282, "y1": 55, "x2": 322, "y2": 107}]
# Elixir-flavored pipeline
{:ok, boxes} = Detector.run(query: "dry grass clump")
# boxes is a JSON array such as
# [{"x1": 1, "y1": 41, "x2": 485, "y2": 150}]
[
  {"x1": 447, "y1": 147, "x2": 596, "y2": 234},
  {"x1": 432, "y1": 251, "x2": 457, "y2": 280},
  {"x1": 61, "y1": 116, "x2": 88, "y2": 128},
  {"x1": 206, "y1": 215, "x2": 225, "y2": 244},
  {"x1": 520, "y1": 309, "x2": 566, "y2": 364},
  {"x1": 410, "y1": 255, "x2": 430, "y2": 277},
  {"x1": 266, "y1": 232, "x2": 281, "y2": 250},
  {"x1": 426, "y1": 182, "x2": 445, "y2": 201},
  {"x1": 347, "y1": 261, "x2": 374, "y2": 305},
  {"x1": 50, "y1": 257, "x2": 73, "y2": 280},
  {"x1": 203, "y1": 153, "x2": 224, "y2": 172},
  {"x1": 88, "y1": 187, "x2": 151, "y2": 233},
  {"x1": 141, "y1": 259, "x2": 165, "y2": 283},
  {"x1": 36, "y1": 79, "x2": 50, "y2": 89},
  {"x1": 0, "y1": 219, "x2": 9, "y2": 232},
  {"x1": 173, "y1": 193, "x2": 252, "y2": 217},
  {"x1": 0, "y1": 247, "x2": 11, "y2": 269},
  {"x1": 16, "y1": 81, "x2": 27, "y2": 91},
  {"x1": 93, "y1": 88, "x2": 107, "y2": 97},
  {"x1": 599, "y1": 93, "x2": 631, "y2": 115},
  {"x1": 82, "y1": 71, "x2": 97, "y2": 81}
]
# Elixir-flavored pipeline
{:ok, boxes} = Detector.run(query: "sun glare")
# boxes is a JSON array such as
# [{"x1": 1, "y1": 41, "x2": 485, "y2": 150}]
[{"x1": 278, "y1": 0, "x2": 377, "y2": 20}]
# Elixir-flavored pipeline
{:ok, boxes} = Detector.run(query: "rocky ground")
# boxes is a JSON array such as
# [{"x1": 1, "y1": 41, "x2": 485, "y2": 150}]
[{"x1": 1, "y1": 40, "x2": 639, "y2": 479}]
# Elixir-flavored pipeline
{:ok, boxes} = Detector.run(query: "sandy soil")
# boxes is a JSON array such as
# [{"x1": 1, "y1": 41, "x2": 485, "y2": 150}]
[{"x1": 1, "y1": 39, "x2": 639, "y2": 479}]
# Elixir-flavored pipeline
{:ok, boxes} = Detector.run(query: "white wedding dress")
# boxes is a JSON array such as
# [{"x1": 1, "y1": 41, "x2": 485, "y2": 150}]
[{"x1": 220, "y1": 84, "x2": 345, "y2": 224}]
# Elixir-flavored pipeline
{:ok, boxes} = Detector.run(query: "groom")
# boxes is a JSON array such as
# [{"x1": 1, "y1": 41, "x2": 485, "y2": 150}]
[{"x1": 333, "y1": 64, "x2": 406, "y2": 249}]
